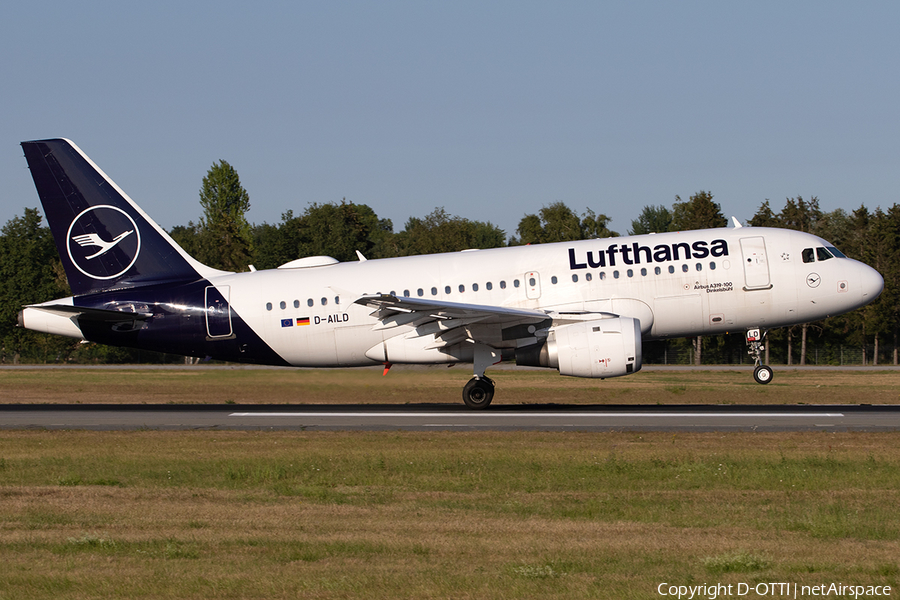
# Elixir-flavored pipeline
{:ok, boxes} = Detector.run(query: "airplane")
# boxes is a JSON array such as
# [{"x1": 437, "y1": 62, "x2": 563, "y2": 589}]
[{"x1": 18, "y1": 139, "x2": 884, "y2": 408}]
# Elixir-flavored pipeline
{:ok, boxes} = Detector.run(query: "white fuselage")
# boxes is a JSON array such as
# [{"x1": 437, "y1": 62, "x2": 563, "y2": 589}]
[{"x1": 202, "y1": 226, "x2": 881, "y2": 368}]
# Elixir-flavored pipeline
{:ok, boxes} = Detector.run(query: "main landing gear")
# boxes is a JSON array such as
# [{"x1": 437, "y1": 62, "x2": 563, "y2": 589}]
[
  {"x1": 746, "y1": 328, "x2": 773, "y2": 385},
  {"x1": 463, "y1": 377, "x2": 495, "y2": 409},
  {"x1": 462, "y1": 343, "x2": 501, "y2": 409}
]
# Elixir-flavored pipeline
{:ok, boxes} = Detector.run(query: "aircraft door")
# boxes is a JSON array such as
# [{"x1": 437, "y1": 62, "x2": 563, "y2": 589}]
[
  {"x1": 205, "y1": 285, "x2": 233, "y2": 338},
  {"x1": 525, "y1": 272, "x2": 542, "y2": 299},
  {"x1": 740, "y1": 237, "x2": 772, "y2": 290}
]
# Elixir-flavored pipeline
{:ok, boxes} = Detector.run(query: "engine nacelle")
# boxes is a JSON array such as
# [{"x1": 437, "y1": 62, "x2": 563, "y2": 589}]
[{"x1": 516, "y1": 317, "x2": 642, "y2": 378}]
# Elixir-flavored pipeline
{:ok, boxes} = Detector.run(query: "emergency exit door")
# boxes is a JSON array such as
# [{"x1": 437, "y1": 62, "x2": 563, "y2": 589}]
[{"x1": 525, "y1": 272, "x2": 542, "y2": 299}]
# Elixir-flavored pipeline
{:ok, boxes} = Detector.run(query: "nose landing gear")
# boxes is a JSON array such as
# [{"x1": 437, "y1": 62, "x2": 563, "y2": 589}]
[
  {"x1": 753, "y1": 363, "x2": 774, "y2": 384},
  {"x1": 746, "y1": 328, "x2": 773, "y2": 384}
]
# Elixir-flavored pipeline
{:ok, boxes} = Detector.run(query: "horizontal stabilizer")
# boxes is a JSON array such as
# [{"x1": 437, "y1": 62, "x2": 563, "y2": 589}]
[{"x1": 25, "y1": 303, "x2": 152, "y2": 322}]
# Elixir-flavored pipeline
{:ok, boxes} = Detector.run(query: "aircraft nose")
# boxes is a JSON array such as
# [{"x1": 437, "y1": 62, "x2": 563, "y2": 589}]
[{"x1": 859, "y1": 263, "x2": 884, "y2": 302}]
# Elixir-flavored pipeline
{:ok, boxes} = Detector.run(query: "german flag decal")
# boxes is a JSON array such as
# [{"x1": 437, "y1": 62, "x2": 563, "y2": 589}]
[{"x1": 297, "y1": 317, "x2": 310, "y2": 326}]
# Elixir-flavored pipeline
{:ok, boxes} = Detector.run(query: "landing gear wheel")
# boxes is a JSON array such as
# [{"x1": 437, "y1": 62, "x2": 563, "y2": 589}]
[
  {"x1": 463, "y1": 377, "x2": 494, "y2": 409},
  {"x1": 753, "y1": 364, "x2": 773, "y2": 385}
]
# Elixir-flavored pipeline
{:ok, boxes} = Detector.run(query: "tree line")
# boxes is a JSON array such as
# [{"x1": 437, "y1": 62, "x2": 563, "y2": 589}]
[{"x1": 1, "y1": 160, "x2": 897, "y2": 365}]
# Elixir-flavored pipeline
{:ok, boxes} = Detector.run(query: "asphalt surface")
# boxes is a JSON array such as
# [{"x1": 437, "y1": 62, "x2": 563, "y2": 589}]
[{"x1": 2, "y1": 403, "x2": 899, "y2": 432}]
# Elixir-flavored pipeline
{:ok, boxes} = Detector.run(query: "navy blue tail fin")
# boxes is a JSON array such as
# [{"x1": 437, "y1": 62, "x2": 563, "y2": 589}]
[{"x1": 21, "y1": 139, "x2": 222, "y2": 296}]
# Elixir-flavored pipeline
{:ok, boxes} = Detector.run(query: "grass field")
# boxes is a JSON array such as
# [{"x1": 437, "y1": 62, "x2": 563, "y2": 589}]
[
  {"x1": 1, "y1": 431, "x2": 899, "y2": 599},
  {"x1": 1, "y1": 368, "x2": 898, "y2": 599},
  {"x1": 0, "y1": 365, "x2": 898, "y2": 405}
]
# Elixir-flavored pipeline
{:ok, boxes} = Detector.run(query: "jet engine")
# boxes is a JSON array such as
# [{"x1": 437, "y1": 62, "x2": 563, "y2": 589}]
[{"x1": 516, "y1": 316, "x2": 642, "y2": 378}]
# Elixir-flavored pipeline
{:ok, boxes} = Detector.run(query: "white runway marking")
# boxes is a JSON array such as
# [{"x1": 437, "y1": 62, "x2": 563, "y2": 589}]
[{"x1": 230, "y1": 412, "x2": 845, "y2": 418}]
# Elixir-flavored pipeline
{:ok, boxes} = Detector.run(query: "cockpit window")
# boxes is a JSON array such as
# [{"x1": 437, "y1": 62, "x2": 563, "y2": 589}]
[
  {"x1": 827, "y1": 246, "x2": 847, "y2": 258},
  {"x1": 816, "y1": 247, "x2": 833, "y2": 261},
  {"x1": 802, "y1": 248, "x2": 815, "y2": 263}
]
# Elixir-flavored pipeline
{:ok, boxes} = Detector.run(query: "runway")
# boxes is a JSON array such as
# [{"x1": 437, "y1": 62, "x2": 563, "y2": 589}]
[{"x1": 2, "y1": 404, "x2": 900, "y2": 432}]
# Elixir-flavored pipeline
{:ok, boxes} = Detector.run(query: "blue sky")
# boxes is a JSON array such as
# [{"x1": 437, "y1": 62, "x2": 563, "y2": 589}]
[{"x1": 2, "y1": 2, "x2": 898, "y2": 241}]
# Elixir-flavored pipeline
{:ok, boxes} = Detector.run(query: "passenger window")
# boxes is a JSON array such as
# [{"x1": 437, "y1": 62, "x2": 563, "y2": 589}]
[
  {"x1": 445, "y1": 286, "x2": 451, "y2": 294},
  {"x1": 403, "y1": 290, "x2": 410, "y2": 297},
  {"x1": 551, "y1": 276, "x2": 558, "y2": 284},
  {"x1": 626, "y1": 269, "x2": 633, "y2": 278},
  {"x1": 431, "y1": 287, "x2": 438, "y2": 296},
  {"x1": 572, "y1": 274, "x2": 578, "y2": 283},
  {"x1": 802, "y1": 248, "x2": 815, "y2": 263},
  {"x1": 668, "y1": 265, "x2": 675, "y2": 274},
  {"x1": 417, "y1": 288, "x2": 424, "y2": 297},
  {"x1": 816, "y1": 247, "x2": 833, "y2": 261},
  {"x1": 321, "y1": 297, "x2": 327, "y2": 306},
  {"x1": 599, "y1": 272, "x2": 606, "y2": 280},
  {"x1": 585, "y1": 273, "x2": 592, "y2": 282},
  {"x1": 280, "y1": 301, "x2": 286, "y2": 310},
  {"x1": 613, "y1": 271, "x2": 620, "y2": 279},
  {"x1": 640, "y1": 268, "x2": 647, "y2": 276},
  {"x1": 294, "y1": 300, "x2": 300, "y2": 309},
  {"x1": 459, "y1": 284, "x2": 465, "y2": 293},
  {"x1": 709, "y1": 262, "x2": 716, "y2": 271},
  {"x1": 514, "y1": 279, "x2": 520, "y2": 288},
  {"x1": 335, "y1": 296, "x2": 340, "y2": 305},
  {"x1": 654, "y1": 266, "x2": 661, "y2": 275},
  {"x1": 696, "y1": 263, "x2": 702, "y2": 271},
  {"x1": 500, "y1": 281, "x2": 507, "y2": 289},
  {"x1": 266, "y1": 302, "x2": 272, "y2": 311},
  {"x1": 472, "y1": 283, "x2": 479, "y2": 292},
  {"x1": 486, "y1": 282, "x2": 492, "y2": 290},
  {"x1": 307, "y1": 299, "x2": 314, "y2": 307},
  {"x1": 529, "y1": 277, "x2": 536, "y2": 287},
  {"x1": 682, "y1": 264, "x2": 689, "y2": 273}
]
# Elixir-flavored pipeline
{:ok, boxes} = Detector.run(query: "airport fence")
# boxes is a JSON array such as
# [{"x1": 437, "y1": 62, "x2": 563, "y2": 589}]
[{"x1": 642, "y1": 342, "x2": 898, "y2": 366}]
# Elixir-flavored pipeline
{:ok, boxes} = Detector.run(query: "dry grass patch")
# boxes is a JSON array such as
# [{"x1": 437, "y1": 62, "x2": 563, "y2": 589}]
[
  {"x1": 1, "y1": 366, "x2": 898, "y2": 405},
  {"x1": 1, "y1": 430, "x2": 899, "y2": 598}
]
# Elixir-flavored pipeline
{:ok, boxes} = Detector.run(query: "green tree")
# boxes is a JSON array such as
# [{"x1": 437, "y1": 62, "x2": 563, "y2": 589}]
[
  {"x1": 0, "y1": 209, "x2": 72, "y2": 363},
  {"x1": 169, "y1": 223, "x2": 201, "y2": 258},
  {"x1": 779, "y1": 196, "x2": 822, "y2": 233},
  {"x1": 295, "y1": 201, "x2": 393, "y2": 261},
  {"x1": 747, "y1": 200, "x2": 780, "y2": 228},
  {"x1": 196, "y1": 160, "x2": 253, "y2": 271},
  {"x1": 629, "y1": 205, "x2": 673, "y2": 235},
  {"x1": 671, "y1": 191, "x2": 727, "y2": 231},
  {"x1": 513, "y1": 202, "x2": 618, "y2": 244},
  {"x1": 394, "y1": 207, "x2": 505, "y2": 256},
  {"x1": 251, "y1": 201, "x2": 394, "y2": 269},
  {"x1": 813, "y1": 208, "x2": 851, "y2": 250},
  {"x1": 580, "y1": 208, "x2": 617, "y2": 239},
  {"x1": 249, "y1": 218, "x2": 296, "y2": 270},
  {"x1": 872, "y1": 205, "x2": 900, "y2": 364}
]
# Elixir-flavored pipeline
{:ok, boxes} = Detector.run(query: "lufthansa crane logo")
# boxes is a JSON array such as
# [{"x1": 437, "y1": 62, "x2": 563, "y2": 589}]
[{"x1": 66, "y1": 205, "x2": 141, "y2": 280}]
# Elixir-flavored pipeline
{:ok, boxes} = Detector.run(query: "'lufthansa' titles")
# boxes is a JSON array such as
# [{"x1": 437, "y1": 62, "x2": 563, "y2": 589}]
[{"x1": 568, "y1": 239, "x2": 729, "y2": 270}]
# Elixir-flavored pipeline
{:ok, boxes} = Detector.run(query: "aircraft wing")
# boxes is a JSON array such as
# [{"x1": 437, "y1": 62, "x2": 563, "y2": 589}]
[{"x1": 354, "y1": 294, "x2": 551, "y2": 348}]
